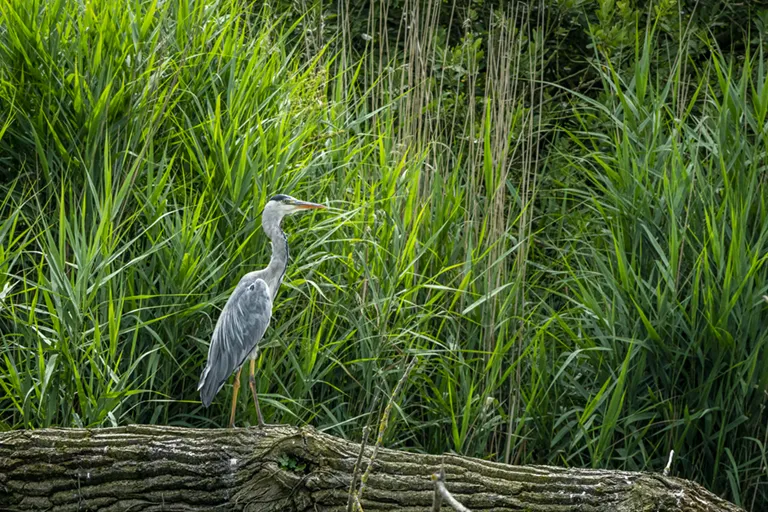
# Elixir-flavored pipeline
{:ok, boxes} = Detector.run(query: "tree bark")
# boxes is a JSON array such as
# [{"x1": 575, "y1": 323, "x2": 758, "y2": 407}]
[{"x1": 0, "y1": 424, "x2": 742, "y2": 512}]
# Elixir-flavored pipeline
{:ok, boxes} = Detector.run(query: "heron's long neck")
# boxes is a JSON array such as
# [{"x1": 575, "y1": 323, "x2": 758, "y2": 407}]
[{"x1": 264, "y1": 222, "x2": 289, "y2": 291}]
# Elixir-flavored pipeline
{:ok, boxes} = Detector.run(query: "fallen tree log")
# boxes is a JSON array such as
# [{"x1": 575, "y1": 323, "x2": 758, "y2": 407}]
[{"x1": 0, "y1": 424, "x2": 743, "y2": 512}]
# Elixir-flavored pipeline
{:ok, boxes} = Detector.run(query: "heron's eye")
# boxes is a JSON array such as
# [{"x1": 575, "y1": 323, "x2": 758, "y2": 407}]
[{"x1": 248, "y1": 284, "x2": 255, "y2": 291}]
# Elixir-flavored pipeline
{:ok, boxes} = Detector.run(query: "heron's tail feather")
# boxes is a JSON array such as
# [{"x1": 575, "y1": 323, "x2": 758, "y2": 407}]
[
  {"x1": 198, "y1": 365, "x2": 225, "y2": 408},
  {"x1": 197, "y1": 367, "x2": 209, "y2": 391}
]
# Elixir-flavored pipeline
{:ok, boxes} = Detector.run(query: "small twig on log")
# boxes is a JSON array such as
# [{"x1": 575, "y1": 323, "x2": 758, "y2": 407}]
[
  {"x1": 432, "y1": 465, "x2": 471, "y2": 512},
  {"x1": 431, "y1": 462, "x2": 444, "y2": 512},
  {"x1": 347, "y1": 425, "x2": 371, "y2": 512},
  {"x1": 664, "y1": 449, "x2": 675, "y2": 477},
  {"x1": 355, "y1": 357, "x2": 418, "y2": 510},
  {"x1": 348, "y1": 391, "x2": 381, "y2": 512}
]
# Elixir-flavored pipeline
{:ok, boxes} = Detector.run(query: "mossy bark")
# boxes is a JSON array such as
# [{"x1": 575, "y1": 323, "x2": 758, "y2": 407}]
[{"x1": 0, "y1": 425, "x2": 742, "y2": 512}]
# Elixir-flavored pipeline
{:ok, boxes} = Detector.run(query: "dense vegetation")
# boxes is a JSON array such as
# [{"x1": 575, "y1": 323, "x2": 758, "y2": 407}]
[{"x1": 1, "y1": 0, "x2": 767, "y2": 509}]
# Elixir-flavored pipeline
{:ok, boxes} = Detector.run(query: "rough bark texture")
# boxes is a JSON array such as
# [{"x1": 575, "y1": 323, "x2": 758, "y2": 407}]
[{"x1": 0, "y1": 424, "x2": 743, "y2": 512}]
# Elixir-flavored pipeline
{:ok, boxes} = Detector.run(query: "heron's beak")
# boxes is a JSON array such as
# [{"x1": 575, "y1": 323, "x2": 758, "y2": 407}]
[{"x1": 292, "y1": 200, "x2": 326, "y2": 210}]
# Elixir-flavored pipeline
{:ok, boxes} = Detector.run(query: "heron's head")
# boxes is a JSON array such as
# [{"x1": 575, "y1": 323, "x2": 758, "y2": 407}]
[{"x1": 262, "y1": 194, "x2": 325, "y2": 232}]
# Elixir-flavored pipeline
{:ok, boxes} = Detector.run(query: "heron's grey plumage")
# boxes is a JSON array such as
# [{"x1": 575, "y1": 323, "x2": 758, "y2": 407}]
[
  {"x1": 198, "y1": 194, "x2": 324, "y2": 412},
  {"x1": 198, "y1": 275, "x2": 272, "y2": 407}
]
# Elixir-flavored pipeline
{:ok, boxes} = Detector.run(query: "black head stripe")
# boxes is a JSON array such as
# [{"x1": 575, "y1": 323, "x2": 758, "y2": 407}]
[{"x1": 269, "y1": 194, "x2": 290, "y2": 202}]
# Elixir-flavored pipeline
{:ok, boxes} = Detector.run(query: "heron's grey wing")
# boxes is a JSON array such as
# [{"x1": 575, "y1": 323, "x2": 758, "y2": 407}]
[{"x1": 198, "y1": 277, "x2": 272, "y2": 407}]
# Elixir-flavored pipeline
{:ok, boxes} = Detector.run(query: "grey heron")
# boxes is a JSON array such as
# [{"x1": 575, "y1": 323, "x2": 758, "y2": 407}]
[{"x1": 198, "y1": 194, "x2": 325, "y2": 427}]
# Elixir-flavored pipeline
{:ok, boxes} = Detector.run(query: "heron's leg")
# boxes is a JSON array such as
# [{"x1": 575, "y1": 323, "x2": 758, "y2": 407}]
[
  {"x1": 229, "y1": 367, "x2": 242, "y2": 428},
  {"x1": 249, "y1": 358, "x2": 265, "y2": 428}
]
